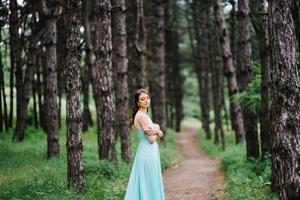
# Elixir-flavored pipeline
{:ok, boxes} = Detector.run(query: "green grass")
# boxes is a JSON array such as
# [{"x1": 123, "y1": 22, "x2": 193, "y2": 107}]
[
  {"x1": 0, "y1": 124, "x2": 179, "y2": 200},
  {"x1": 198, "y1": 126, "x2": 278, "y2": 200}
]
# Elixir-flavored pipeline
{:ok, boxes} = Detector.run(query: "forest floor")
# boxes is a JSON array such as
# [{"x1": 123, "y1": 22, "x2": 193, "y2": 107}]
[{"x1": 163, "y1": 121, "x2": 226, "y2": 200}]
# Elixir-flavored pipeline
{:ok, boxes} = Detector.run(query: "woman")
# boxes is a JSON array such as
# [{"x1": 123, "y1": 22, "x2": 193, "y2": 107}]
[{"x1": 124, "y1": 88, "x2": 165, "y2": 200}]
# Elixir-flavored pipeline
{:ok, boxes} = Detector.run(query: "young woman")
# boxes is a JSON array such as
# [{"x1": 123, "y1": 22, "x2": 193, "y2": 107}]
[{"x1": 124, "y1": 88, "x2": 165, "y2": 200}]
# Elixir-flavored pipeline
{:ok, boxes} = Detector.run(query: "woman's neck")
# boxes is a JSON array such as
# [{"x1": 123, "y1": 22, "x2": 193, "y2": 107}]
[{"x1": 138, "y1": 108, "x2": 147, "y2": 113}]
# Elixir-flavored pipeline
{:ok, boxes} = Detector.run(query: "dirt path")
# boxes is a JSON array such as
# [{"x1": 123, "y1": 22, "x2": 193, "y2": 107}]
[{"x1": 163, "y1": 123, "x2": 225, "y2": 200}]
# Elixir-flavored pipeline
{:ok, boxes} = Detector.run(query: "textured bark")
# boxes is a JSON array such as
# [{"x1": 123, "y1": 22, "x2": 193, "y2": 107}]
[
  {"x1": 165, "y1": 0, "x2": 183, "y2": 132},
  {"x1": 65, "y1": 0, "x2": 85, "y2": 190},
  {"x1": 126, "y1": 0, "x2": 147, "y2": 104},
  {"x1": 40, "y1": 0, "x2": 61, "y2": 158},
  {"x1": 9, "y1": 0, "x2": 21, "y2": 128},
  {"x1": 149, "y1": 0, "x2": 167, "y2": 143},
  {"x1": 188, "y1": 1, "x2": 211, "y2": 139},
  {"x1": 214, "y1": 0, "x2": 246, "y2": 144},
  {"x1": 13, "y1": 15, "x2": 42, "y2": 141},
  {"x1": 93, "y1": 0, "x2": 116, "y2": 162},
  {"x1": 134, "y1": 0, "x2": 147, "y2": 88},
  {"x1": 32, "y1": 75, "x2": 38, "y2": 129},
  {"x1": 0, "y1": 30, "x2": 4, "y2": 132},
  {"x1": 57, "y1": 10, "x2": 67, "y2": 129},
  {"x1": 111, "y1": 0, "x2": 131, "y2": 162},
  {"x1": 269, "y1": 0, "x2": 300, "y2": 199},
  {"x1": 292, "y1": 1, "x2": 300, "y2": 63},
  {"x1": 229, "y1": 0, "x2": 236, "y2": 65},
  {"x1": 209, "y1": 12, "x2": 225, "y2": 150},
  {"x1": 82, "y1": 0, "x2": 94, "y2": 132},
  {"x1": 236, "y1": 0, "x2": 259, "y2": 158},
  {"x1": 257, "y1": 0, "x2": 271, "y2": 159},
  {"x1": 36, "y1": 54, "x2": 44, "y2": 129}
]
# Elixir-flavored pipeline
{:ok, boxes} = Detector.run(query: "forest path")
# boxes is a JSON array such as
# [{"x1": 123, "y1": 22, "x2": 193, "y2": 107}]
[{"x1": 163, "y1": 119, "x2": 225, "y2": 200}]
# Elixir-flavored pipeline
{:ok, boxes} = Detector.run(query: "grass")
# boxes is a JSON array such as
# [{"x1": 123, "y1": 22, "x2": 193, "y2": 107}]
[
  {"x1": 198, "y1": 125, "x2": 278, "y2": 200},
  {"x1": 0, "y1": 123, "x2": 180, "y2": 200}
]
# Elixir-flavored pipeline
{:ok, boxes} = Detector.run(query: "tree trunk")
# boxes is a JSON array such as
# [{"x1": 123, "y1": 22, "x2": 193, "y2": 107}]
[
  {"x1": 209, "y1": 11, "x2": 225, "y2": 150},
  {"x1": 236, "y1": 0, "x2": 259, "y2": 158},
  {"x1": 257, "y1": 0, "x2": 271, "y2": 160},
  {"x1": 9, "y1": 0, "x2": 22, "y2": 128},
  {"x1": 111, "y1": 0, "x2": 131, "y2": 162},
  {"x1": 269, "y1": 0, "x2": 300, "y2": 199},
  {"x1": 32, "y1": 76, "x2": 38, "y2": 129},
  {"x1": 13, "y1": 15, "x2": 41, "y2": 141},
  {"x1": 93, "y1": 0, "x2": 116, "y2": 163},
  {"x1": 214, "y1": 0, "x2": 246, "y2": 144},
  {"x1": 126, "y1": 0, "x2": 147, "y2": 108},
  {"x1": 57, "y1": 11, "x2": 67, "y2": 129},
  {"x1": 40, "y1": 0, "x2": 61, "y2": 158},
  {"x1": 82, "y1": 0, "x2": 94, "y2": 132},
  {"x1": 36, "y1": 54, "x2": 44, "y2": 129},
  {"x1": 65, "y1": 0, "x2": 85, "y2": 190},
  {"x1": 149, "y1": 0, "x2": 167, "y2": 143},
  {"x1": 292, "y1": 1, "x2": 300, "y2": 63}
]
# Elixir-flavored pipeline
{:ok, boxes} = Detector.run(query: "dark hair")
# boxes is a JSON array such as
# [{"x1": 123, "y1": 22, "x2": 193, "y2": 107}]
[{"x1": 130, "y1": 88, "x2": 151, "y2": 125}]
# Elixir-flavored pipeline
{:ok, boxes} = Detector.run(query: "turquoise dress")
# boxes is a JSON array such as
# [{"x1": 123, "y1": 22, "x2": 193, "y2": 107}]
[{"x1": 124, "y1": 116, "x2": 165, "y2": 200}]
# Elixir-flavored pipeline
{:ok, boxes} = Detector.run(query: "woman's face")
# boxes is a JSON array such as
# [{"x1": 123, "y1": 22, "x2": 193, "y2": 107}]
[{"x1": 138, "y1": 92, "x2": 151, "y2": 108}]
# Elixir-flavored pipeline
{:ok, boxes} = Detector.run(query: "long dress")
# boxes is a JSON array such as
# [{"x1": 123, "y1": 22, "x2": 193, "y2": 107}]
[{"x1": 124, "y1": 114, "x2": 165, "y2": 200}]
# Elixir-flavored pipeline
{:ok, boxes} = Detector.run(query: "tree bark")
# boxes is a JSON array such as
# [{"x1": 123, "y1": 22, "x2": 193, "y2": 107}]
[
  {"x1": 269, "y1": 0, "x2": 300, "y2": 199},
  {"x1": 9, "y1": 0, "x2": 22, "y2": 128},
  {"x1": 209, "y1": 11, "x2": 225, "y2": 150},
  {"x1": 93, "y1": 0, "x2": 116, "y2": 163},
  {"x1": 149, "y1": 0, "x2": 167, "y2": 143},
  {"x1": 214, "y1": 0, "x2": 246, "y2": 144},
  {"x1": 65, "y1": 0, "x2": 85, "y2": 190},
  {"x1": 40, "y1": 0, "x2": 61, "y2": 158},
  {"x1": 82, "y1": 0, "x2": 94, "y2": 132},
  {"x1": 13, "y1": 15, "x2": 42, "y2": 141},
  {"x1": 111, "y1": 0, "x2": 131, "y2": 162},
  {"x1": 236, "y1": 0, "x2": 259, "y2": 158},
  {"x1": 257, "y1": 0, "x2": 271, "y2": 160}
]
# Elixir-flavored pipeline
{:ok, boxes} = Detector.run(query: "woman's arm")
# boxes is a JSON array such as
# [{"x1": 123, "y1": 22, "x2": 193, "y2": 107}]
[{"x1": 137, "y1": 114, "x2": 158, "y2": 144}]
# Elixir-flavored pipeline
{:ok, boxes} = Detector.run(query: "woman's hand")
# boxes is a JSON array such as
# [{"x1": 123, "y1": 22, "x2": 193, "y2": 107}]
[{"x1": 153, "y1": 123, "x2": 160, "y2": 131}]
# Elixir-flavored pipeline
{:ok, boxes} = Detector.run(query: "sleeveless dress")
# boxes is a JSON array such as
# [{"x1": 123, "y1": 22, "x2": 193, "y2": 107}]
[{"x1": 124, "y1": 115, "x2": 165, "y2": 200}]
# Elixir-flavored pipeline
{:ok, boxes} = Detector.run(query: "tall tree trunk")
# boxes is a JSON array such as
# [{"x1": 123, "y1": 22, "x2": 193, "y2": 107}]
[
  {"x1": 40, "y1": 0, "x2": 61, "y2": 158},
  {"x1": 229, "y1": 0, "x2": 236, "y2": 65},
  {"x1": 9, "y1": 0, "x2": 21, "y2": 128},
  {"x1": 214, "y1": 0, "x2": 246, "y2": 144},
  {"x1": 188, "y1": 1, "x2": 211, "y2": 139},
  {"x1": 13, "y1": 15, "x2": 42, "y2": 141},
  {"x1": 134, "y1": 0, "x2": 147, "y2": 89},
  {"x1": 149, "y1": 0, "x2": 167, "y2": 143},
  {"x1": 57, "y1": 11, "x2": 67, "y2": 129},
  {"x1": 170, "y1": 1, "x2": 183, "y2": 132},
  {"x1": 209, "y1": 12, "x2": 225, "y2": 150},
  {"x1": 65, "y1": 0, "x2": 85, "y2": 190},
  {"x1": 292, "y1": 0, "x2": 300, "y2": 63},
  {"x1": 257, "y1": 0, "x2": 271, "y2": 160},
  {"x1": 269, "y1": 0, "x2": 300, "y2": 199},
  {"x1": 236, "y1": 0, "x2": 259, "y2": 158},
  {"x1": 32, "y1": 76, "x2": 38, "y2": 129},
  {"x1": 82, "y1": 0, "x2": 94, "y2": 132},
  {"x1": 93, "y1": 0, "x2": 116, "y2": 163},
  {"x1": 36, "y1": 54, "x2": 44, "y2": 129},
  {"x1": 111, "y1": 0, "x2": 131, "y2": 162},
  {"x1": 126, "y1": 0, "x2": 147, "y2": 109},
  {"x1": 0, "y1": 30, "x2": 4, "y2": 132}
]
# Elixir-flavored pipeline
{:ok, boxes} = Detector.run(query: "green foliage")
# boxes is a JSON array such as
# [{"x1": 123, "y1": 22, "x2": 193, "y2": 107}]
[
  {"x1": 232, "y1": 61, "x2": 261, "y2": 112},
  {"x1": 0, "y1": 124, "x2": 180, "y2": 200},
  {"x1": 198, "y1": 123, "x2": 278, "y2": 200}
]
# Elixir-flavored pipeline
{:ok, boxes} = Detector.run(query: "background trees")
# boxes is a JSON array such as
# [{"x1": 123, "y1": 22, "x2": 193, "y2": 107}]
[{"x1": 0, "y1": 0, "x2": 299, "y2": 198}]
